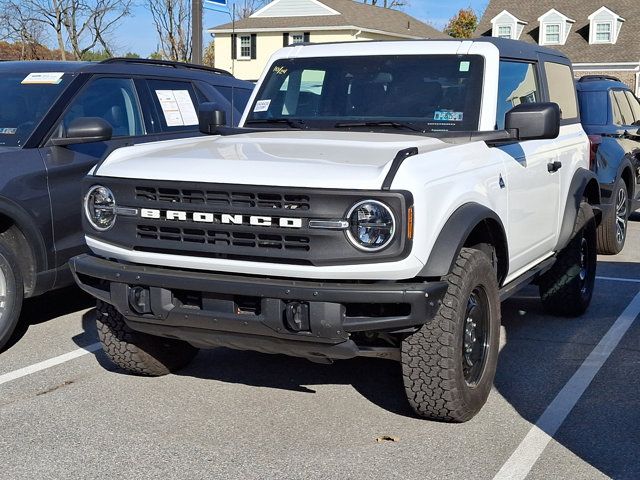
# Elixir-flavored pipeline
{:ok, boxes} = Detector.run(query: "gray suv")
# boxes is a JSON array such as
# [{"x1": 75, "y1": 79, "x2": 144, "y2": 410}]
[{"x1": 0, "y1": 58, "x2": 253, "y2": 350}]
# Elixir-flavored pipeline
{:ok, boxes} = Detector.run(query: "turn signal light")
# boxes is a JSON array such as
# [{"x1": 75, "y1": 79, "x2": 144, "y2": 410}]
[{"x1": 407, "y1": 206, "x2": 414, "y2": 240}]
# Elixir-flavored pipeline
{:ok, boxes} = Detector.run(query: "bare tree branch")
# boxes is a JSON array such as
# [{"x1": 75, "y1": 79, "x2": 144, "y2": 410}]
[{"x1": 147, "y1": 0, "x2": 191, "y2": 62}]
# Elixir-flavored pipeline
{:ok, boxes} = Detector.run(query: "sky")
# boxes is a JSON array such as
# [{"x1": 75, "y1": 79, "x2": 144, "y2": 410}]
[{"x1": 116, "y1": 0, "x2": 488, "y2": 57}]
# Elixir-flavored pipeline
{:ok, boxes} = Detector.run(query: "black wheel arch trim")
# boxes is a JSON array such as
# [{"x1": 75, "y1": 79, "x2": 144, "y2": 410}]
[
  {"x1": 555, "y1": 167, "x2": 601, "y2": 252},
  {"x1": 0, "y1": 196, "x2": 49, "y2": 275},
  {"x1": 418, "y1": 202, "x2": 508, "y2": 281}
]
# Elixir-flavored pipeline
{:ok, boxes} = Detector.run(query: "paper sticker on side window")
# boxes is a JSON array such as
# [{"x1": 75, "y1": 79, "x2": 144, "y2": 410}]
[
  {"x1": 434, "y1": 111, "x2": 464, "y2": 122},
  {"x1": 155, "y1": 90, "x2": 199, "y2": 127},
  {"x1": 22, "y1": 72, "x2": 65, "y2": 84}
]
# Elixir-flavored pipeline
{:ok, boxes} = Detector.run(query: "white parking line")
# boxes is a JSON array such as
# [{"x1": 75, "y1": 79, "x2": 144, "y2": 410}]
[
  {"x1": 596, "y1": 275, "x2": 640, "y2": 284},
  {"x1": 493, "y1": 290, "x2": 640, "y2": 480},
  {"x1": 0, "y1": 343, "x2": 102, "y2": 386}
]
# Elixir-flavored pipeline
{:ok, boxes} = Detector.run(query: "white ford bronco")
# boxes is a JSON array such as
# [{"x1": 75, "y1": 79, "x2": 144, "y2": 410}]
[{"x1": 71, "y1": 38, "x2": 601, "y2": 422}]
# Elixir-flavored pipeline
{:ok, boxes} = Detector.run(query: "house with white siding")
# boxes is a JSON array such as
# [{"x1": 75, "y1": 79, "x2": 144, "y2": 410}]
[{"x1": 209, "y1": 0, "x2": 447, "y2": 81}]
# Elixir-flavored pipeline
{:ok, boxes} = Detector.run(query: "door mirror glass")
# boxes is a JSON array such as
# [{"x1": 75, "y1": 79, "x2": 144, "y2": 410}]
[
  {"x1": 51, "y1": 117, "x2": 112, "y2": 146},
  {"x1": 505, "y1": 102, "x2": 560, "y2": 141}
]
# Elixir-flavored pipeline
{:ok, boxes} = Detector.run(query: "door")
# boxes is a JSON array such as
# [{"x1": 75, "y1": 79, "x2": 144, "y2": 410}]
[
  {"x1": 496, "y1": 60, "x2": 561, "y2": 272},
  {"x1": 40, "y1": 76, "x2": 149, "y2": 268}
]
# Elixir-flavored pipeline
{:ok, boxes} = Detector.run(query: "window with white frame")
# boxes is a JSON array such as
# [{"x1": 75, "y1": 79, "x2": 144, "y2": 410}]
[
  {"x1": 239, "y1": 35, "x2": 251, "y2": 58},
  {"x1": 594, "y1": 22, "x2": 612, "y2": 42},
  {"x1": 497, "y1": 25, "x2": 512, "y2": 38},
  {"x1": 291, "y1": 33, "x2": 305, "y2": 44},
  {"x1": 544, "y1": 24, "x2": 561, "y2": 44}
]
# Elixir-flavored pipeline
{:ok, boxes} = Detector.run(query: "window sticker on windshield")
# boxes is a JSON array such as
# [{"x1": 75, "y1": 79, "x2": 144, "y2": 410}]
[
  {"x1": 459, "y1": 61, "x2": 470, "y2": 72},
  {"x1": 21, "y1": 72, "x2": 65, "y2": 85},
  {"x1": 273, "y1": 66, "x2": 288, "y2": 75},
  {"x1": 434, "y1": 111, "x2": 464, "y2": 122},
  {"x1": 254, "y1": 99, "x2": 271, "y2": 112},
  {"x1": 0, "y1": 128, "x2": 17, "y2": 135},
  {"x1": 155, "y1": 90, "x2": 198, "y2": 127}
]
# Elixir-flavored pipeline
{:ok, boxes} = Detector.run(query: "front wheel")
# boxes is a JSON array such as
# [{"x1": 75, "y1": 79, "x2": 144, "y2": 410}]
[
  {"x1": 401, "y1": 248, "x2": 500, "y2": 422},
  {"x1": 539, "y1": 202, "x2": 597, "y2": 316},
  {"x1": 96, "y1": 300, "x2": 198, "y2": 376},
  {"x1": 0, "y1": 242, "x2": 24, "y2": 351}
]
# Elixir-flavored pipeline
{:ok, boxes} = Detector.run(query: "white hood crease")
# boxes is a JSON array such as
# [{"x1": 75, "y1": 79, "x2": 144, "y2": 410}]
[{"x1": 95, "y1": 131, "x2": 452, "y2": 190}]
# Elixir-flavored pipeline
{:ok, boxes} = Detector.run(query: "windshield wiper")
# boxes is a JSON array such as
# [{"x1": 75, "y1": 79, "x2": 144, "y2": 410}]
[
  {"x1": 333, "y1": 121, "x2": 424, "y2": 132},
  {"x1": 245, "y1": 118, "x2": 309, "y2": 129}
]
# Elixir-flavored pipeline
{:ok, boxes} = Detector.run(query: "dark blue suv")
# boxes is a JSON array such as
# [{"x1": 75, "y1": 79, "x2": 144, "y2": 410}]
[
  {"x1": 576, "y1": 75, "x2": 640, "y2": 254},
  {"x1": 0, "y1": 58, "x2": 253, "y2": 350}
]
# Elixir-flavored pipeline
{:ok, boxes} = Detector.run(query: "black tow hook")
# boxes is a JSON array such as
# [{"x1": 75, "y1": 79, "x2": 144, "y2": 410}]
[{"x1": 284, "y1": 301, "x2": 311, "y2": 332}]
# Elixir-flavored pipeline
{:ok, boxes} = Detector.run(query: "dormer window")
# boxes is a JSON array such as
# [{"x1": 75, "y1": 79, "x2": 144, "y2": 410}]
[
  {"x1": 538, "y1": 9, "x2": 574, "y2": 46},
  {"x1": 497, "y1": 25, "x2": 512, "y2": 39},
  {"x1": 544, "y1": 24, "x2": 561, "y2": 44},
  {"x1": 491, "y1": 10, "x2": 527, "y2": 40},
  {"x1": 588, "y1": 7, "x2": 625, "y2": 44}
]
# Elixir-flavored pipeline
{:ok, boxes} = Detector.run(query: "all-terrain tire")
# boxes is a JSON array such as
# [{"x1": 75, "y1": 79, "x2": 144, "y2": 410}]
[
  {"x1": 96, "y1": 300, "x2": 198, "y2": 376},
  {"x1": 539, "y1": 202, "x2": 597, "y2": 316},
  {"x1": 401, "y1": 248, "x2": 501, "y2": 422},
  {"x1": 597, "y1": 177, "x2": 629, "y2": 255},
  {"x1": 0, "y1": 241, "x2": 24, "y2": 352}
]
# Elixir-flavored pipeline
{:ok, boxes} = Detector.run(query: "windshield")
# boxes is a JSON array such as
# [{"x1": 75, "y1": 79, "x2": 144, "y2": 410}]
[
  {"x1": 0, "y1": 72, "x2": 73, "y2": 147},
  {"x1": 246, "y1": 55, "x2": 484, "y2": 132}
]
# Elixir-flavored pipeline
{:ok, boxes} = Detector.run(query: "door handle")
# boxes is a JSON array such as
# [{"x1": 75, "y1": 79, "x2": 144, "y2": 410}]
[{"x1": 547, "y1": 161, "x2": 562, "y2": 173}]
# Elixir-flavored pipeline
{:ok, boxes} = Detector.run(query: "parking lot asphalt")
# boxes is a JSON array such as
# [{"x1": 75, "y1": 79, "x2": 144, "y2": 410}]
[{"x1": 1, "y1": 217, "x2": 639, "y2": 480}]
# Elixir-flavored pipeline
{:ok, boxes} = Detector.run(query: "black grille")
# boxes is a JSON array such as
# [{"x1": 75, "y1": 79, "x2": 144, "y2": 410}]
[
  {"x1": 136, "y1": 225, "x2": 311, "y2": 252},
  {"x1": 135, "y1": 186, "x2": 310, "y2": 211}
]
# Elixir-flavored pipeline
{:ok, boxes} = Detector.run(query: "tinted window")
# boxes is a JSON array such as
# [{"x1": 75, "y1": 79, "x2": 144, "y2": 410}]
[
  {"x1": 610, "y1": 91, "x2": 624, "y2": 125},
  {"x1": 624, "y1": 91, "x2": 640, "y2": 123},
  {"x1": 612, "y1": 90, "x2": 634, "y2": 125},
  {"x1": 496, "y1": 61, "x2": 539, "y2": 130},
  {"x1": 147, "y1": 79, "x2": 200, "y2": 132},
  {"x1": 233, "y1": 87, "x2": 253, "y2": 113},
  {"x1": 544, "y1": 62, "x2": 578, "y2": 120},
  {"x1": 577, "y1": 90, "x2": 608, "y2": 125},
  {"x1": 60, "y1": 77, "x2": 144, "y2": 138},
  {"x1": 0, "y1": 72, "x2": 73, "y2": 147},
  {"x1": 247, "y1": 55, "x2": 485, "y2": 132}
]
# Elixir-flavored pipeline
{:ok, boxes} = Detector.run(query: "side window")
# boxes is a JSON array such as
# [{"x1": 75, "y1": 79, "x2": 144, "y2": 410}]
[
  {"x1": 60, "y1": 77, "x2": 144, "y2": 138},
  {"x1": 496, "y1": 61, "x2": 539, "y2": 129},
  {"x1": 610, "y1": 91, "x2": 624, "y2": 125},
  {"x1": 147, "y1": 79, "x2": 200, "y2": 133},
  {"x1": 613, "y1": 90, "x2": 634, "y2": 125},
  {"x1": 624, "y1": 91, "x2": 640, "y2": 124},
  {"x1": 233, "y1": 88, "x2": 253, "y2": 114},
  {"x1": 544, "y1": 62, "x2": 578, "y2": 121}
]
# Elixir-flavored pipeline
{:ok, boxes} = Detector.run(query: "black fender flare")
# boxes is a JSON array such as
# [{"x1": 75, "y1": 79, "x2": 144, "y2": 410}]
[
  {"x1": 0, "y1": 196, "x2": 48, "y2": 274},
  {"x1": 555, "y1": 167, "x2": 601, "y2": 251},
  {"x1": 618, "y1": 155, "x2": 637, "y2": 200},
  {"x1": 419, "y1": 202, "x2": 508, "y2": 279}
]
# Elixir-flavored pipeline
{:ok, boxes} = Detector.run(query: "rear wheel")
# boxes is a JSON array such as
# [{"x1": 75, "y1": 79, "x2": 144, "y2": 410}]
[
  {"x1": 0, "y1": 242, "x2": 23, "y2": 351},
  {"x1": 96, "y1": 300, "x2": 198, "y2": 376},
  {"x1": 539, "y1": 202, "x2": 597, "y2": 316},
  {"x1": 597, "y1": 177, "x2": 629, "y2": 255},
  {"x1": 401, "y1": 248, "x2": 500, "y2": 422}
]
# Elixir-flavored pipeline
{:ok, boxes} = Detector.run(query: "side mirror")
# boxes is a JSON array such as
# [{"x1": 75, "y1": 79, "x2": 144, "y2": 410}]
[
  {"x1": 505, "y1": 102, "x2": 560, "y2": 141},
  {"x1": 199, "y1": 103, "x2": 227, "y2": 134},
  {"x1": 51, "y1": 117, "x2": 113, "y2": 146}
]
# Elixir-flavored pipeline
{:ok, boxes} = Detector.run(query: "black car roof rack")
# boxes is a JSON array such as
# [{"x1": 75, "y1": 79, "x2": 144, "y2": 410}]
[
  {"x1": 99, "y1": 57, "x2": 233, "y2": 76},
  {"x1": 578, "y1": 74, "x2": 622, "y2": 83}
]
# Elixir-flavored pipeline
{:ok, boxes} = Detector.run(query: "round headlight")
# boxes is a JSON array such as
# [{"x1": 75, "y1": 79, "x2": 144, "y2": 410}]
[
  {"x1": 347, "y1": 200, "x2": 396, "y2": 251},
  {"x1": 84, "y1": 185, "x2": 116, "y2": 231}
]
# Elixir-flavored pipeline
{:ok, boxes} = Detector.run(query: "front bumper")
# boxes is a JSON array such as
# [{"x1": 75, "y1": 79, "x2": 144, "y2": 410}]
[{"x1": 70, "y1": 254, "x2": 447, "y2": 361}]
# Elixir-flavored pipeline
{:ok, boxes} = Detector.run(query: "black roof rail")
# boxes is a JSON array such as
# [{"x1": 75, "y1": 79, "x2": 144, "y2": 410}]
[
  {"x1": 99, "y1": 57, "x2": 233, "y2": 76},
  {"x1": 578, "y1": 74, "x2": 622, "y2": 83}
]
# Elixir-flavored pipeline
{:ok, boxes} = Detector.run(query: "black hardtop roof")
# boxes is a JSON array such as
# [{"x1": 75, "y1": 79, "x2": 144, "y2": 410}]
[
  {"x1": 289, "y1": 37, "x2": 571, "y2": 64},
  {"x1": 0, "y1": 58, "x2": 253, "y2": 88}
]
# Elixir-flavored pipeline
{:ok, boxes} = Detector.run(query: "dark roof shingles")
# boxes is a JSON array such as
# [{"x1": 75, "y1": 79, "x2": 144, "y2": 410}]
[
  {"x1": 211, "y1": 0, "x2": 447, "y2": 39},
  {"x1": 476, "y1": 0, "x2": 640, "y2": 63}
]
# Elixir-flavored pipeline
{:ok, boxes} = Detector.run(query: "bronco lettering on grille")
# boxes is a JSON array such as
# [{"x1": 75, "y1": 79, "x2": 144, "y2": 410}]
[{"x1": 140, "y1": 208, "x2": 303, "y2": 228}]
